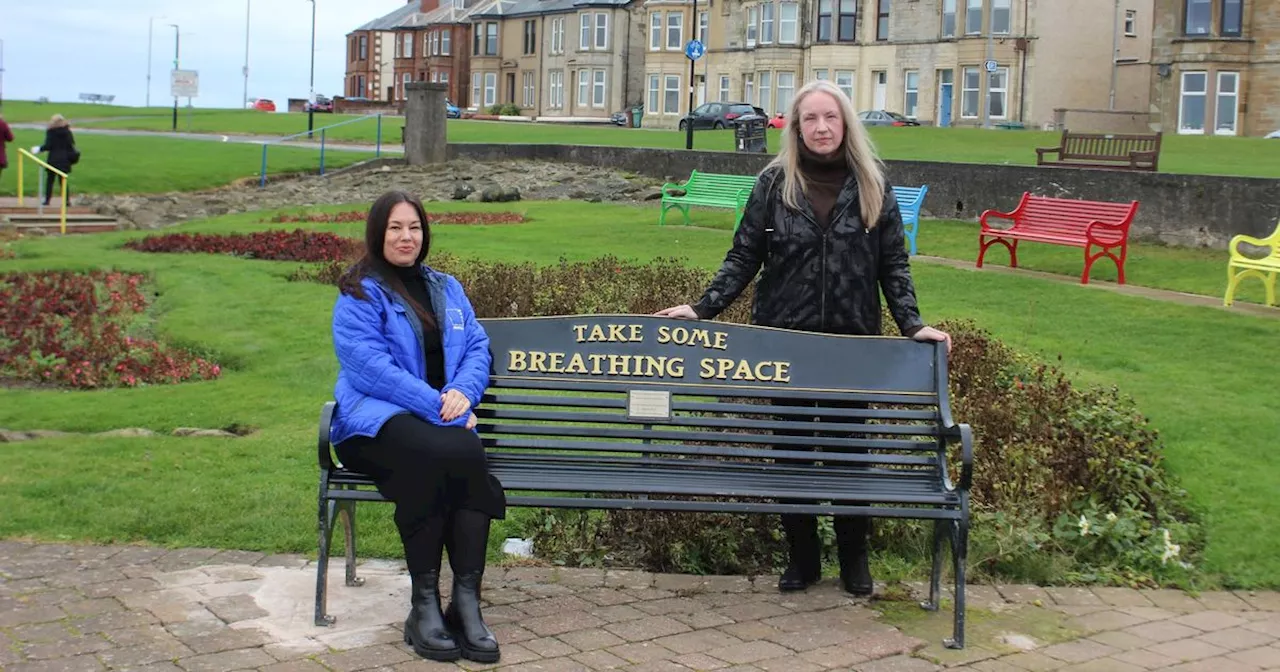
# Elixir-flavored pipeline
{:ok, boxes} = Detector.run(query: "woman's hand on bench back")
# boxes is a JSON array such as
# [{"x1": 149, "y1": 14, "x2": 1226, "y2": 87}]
[{"x1": 655, "y1": 304, "x2": 699, "y2": 319}]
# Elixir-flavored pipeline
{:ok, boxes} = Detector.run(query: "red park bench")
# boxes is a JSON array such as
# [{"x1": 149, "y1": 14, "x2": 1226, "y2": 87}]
[{"x1": 977, "y1": 192, "x2": 1140, "y2": 285}]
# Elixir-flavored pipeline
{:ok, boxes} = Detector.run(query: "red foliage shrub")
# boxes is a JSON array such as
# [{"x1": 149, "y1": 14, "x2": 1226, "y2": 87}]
[
  {"x1": 0, "y1": 270, "x2": 221, "y2": 389},
  {"x1": 268, "y1": 211, "x2": 526, "y2": 225},
  {"x1": 123, "y1": 229, "x2": 361, "y2": 263}
]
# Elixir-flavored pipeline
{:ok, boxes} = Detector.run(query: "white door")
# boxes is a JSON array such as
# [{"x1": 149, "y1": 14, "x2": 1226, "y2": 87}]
[
  {"x1": 697, "y1": 75, "x2": 706, "y2": 106},
  {"x1": 873, "y1": 71, "x2": 887, "y2": 110}
]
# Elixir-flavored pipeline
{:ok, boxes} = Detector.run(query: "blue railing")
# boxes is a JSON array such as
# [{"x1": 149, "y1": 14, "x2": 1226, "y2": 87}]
[{"x1": 259, "y1": 114, "x2": 386, "y2": 188}]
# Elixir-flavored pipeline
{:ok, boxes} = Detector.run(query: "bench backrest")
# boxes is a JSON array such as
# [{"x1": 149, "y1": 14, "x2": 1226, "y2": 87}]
[
  {"x1": 685, "y1": 171, "x2": 759, "y2": 199},
  {"x1": 892, "y1": 185, "x2": 927, "y2": 208},
  {"x1": 1060, "y1": 131, "x2": 1161, "y2": 161},
  {"x1": 1016, "y1": 193, "x2": 1139, "y2": 233},
  {"x1": 472, "y1": 315, "x2": 952, "y2": 483}
]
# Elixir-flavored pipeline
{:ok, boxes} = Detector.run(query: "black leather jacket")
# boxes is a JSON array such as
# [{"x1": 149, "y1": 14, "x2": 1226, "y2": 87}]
[{"x1": 693, "y1": 165, "x2": 925, "y2": 337}]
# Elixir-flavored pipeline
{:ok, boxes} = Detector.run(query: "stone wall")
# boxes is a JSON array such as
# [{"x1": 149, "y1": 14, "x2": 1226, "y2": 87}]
[{"x1": 447, "y1": 143, "x2": 1280, "y2": 248}]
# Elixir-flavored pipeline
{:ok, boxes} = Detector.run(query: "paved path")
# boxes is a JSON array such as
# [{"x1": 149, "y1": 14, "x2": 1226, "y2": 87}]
[
  {"x1": 7, "y1": 123, "x2": 399, "y2": 155},
  {"x1": 1, "y1": 541, "x2": 1277, "y2": 671}
]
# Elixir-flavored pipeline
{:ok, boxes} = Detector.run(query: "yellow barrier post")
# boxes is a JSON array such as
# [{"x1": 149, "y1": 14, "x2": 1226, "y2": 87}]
[{"x1": 15, "y1": 149, "x2": 70, "y2": 235}]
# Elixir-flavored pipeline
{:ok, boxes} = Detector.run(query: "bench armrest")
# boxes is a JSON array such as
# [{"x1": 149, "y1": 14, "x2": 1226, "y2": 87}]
[
  {"x1": 979, "y1": 208, "x2": 1018, "y2": 232},
  {"x1": 1035, "y1": 145, "x2": 1063, "y2": 162},
  {"x1": 1084, "y1": 218, "x2": 1133, "y2": 244},
  {"x1": 1230, "y1": 228, "x2": 1280, "y2": 261},
  {"x1": 318, "y1": 401, "x2": 337, "y2": 470},
  {"x1": 942, "y1": 422, "x2": 974, "y2": 492},
  {"x1": 736, "y1": 187, "x2": 751, "y2": 208}
]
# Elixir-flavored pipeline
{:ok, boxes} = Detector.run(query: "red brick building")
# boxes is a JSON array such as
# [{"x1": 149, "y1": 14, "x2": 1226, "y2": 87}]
[{"x1": 345, "y1": 0, "x2": 479, "y2": 108}]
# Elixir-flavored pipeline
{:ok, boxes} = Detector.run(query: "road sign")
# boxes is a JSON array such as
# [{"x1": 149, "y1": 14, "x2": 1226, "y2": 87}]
[
  {"x1": 984, "y1": 59, "x2": 998, "y2": 73},
  {"x1": 170, "y1": 69, "x2": 200, "y2": 98},
  {"x1": 684, "y1": 39, "x2": 705, "y2": 61}
]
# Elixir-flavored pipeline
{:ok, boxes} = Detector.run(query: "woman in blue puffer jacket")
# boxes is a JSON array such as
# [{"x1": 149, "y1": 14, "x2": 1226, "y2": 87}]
[{"x1": 330, "y1": 191, "x2": 504, "y2": 664}]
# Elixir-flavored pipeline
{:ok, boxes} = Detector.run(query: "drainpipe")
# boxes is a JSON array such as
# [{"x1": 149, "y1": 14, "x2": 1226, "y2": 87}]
[
  {"x1": 1108, "y1": 0, "x2": 1119, "y2": 110},
  {"x1": 1018, "y1": 0, "x2": 1028, "y2": 122},
  {"x1": 621, "y1": 9, "x2": 631, "y2": 117},
  {"x1": 539, "y1": 14, "x2": 546, "y2": 118}
]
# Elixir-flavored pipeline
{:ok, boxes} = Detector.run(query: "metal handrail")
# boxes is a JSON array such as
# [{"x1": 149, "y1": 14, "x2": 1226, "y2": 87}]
[
  {"x1": 258, "y1": 114, "x2": 385, "y2": 188},
  {"x1": 16, "y1": 149, "x2": 70, "y2": 235}
]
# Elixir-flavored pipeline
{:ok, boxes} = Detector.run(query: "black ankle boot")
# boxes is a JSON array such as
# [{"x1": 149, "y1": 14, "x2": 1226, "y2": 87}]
[
  {"x1": 778, "y1": 514, "x2": 822, "y2": 592},
  {"x1": 445, "y1": 571, "x2": 500, "y2": 663},
  {"x1": 835, "y1": 517, "x2": 874, "y2": 597},
  {"x1": 403, "y1": 571, "x2": 460, "y2": 661}
]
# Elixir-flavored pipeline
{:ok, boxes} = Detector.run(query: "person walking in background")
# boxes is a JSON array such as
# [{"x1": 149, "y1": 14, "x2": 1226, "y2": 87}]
[
  {"x1": 0, "y1": 113, "x2": 14, "y2": 183},
  {"x1": 31, "y1": 114, "x2": 78, "y2": 206}
]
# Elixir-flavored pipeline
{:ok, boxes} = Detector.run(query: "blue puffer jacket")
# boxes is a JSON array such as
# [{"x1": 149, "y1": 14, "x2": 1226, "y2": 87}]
[{"x1": 330, "y1": 266, "x2": 492, "y2": 445}]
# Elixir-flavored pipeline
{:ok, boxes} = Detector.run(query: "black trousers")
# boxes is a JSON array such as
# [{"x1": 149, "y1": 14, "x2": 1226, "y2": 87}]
[
  {"x1": 336, "y1": 413, "x2": 506, "y2": 574},
  {"x1": 44, "y1": 170, "x2": 69, "y2": 204}
]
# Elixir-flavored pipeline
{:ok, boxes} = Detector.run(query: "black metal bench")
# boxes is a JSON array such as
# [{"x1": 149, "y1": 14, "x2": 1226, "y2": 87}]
[{"x1": 315, "y1": 315, "x2": 974, "y2": 648}]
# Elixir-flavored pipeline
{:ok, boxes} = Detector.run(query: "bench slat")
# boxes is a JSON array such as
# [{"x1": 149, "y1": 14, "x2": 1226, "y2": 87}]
[
  {"x1": 481, "y1": 434, "x2": 935, "y2": 460},
  {"x1": 491, "y1": 378, "x2": 938, "y2": 405},
  {"x1": 484, "y1": 392, "x2": 941, "y2": 421},
  {"x1": 481, "y1": 407, "x2": 944, "y2": 437}
]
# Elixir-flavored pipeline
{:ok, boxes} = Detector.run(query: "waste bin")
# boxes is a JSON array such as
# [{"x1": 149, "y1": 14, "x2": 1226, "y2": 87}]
[
  {"x1": 734, "y1": 114, "x2": 767, "y2": 153},
  {"x1": 631, "y1": 105, "x2": 644, "y2": 129}
]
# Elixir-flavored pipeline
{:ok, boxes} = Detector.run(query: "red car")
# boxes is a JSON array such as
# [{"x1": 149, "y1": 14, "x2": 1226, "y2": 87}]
[
  {"x1": 252, "y1": 98, "x2": 276, "y2": 112},
  {"x1": 767, "y1": 113, "x2": 786, "y2": 129}
]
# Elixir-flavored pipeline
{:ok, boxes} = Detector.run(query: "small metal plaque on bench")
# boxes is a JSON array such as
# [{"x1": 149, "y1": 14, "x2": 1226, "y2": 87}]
[{"x1": 627, "y1": 390, "x2": 671, "y2": 421}]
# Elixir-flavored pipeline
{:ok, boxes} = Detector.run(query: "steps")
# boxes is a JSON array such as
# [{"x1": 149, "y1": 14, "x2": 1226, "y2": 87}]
[{"x1": 0, "y1": 198, "x2": 120, "y2": 235}]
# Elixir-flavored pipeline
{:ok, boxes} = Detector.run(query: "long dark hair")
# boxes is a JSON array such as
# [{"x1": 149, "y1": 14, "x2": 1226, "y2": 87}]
[{"x1": 338, "y1": 191, "x2": 436, "y2": 329}]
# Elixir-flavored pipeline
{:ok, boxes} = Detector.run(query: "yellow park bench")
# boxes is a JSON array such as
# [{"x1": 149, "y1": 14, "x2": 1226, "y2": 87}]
[{"x1": 1224, "y1": 222, "x2": 1280, "y2": 307}]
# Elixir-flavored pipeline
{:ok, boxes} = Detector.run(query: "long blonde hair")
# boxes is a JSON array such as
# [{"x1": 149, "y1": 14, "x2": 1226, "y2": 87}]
[
  {"x1": 48, "y1": 114, "x2": 69, "y2": 129},
  {"x1": 766, "y1": 80, "x2": 887, "y2": 228}
]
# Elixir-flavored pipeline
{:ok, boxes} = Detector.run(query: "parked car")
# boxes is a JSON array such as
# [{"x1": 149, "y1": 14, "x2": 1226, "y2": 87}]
[
  {"x1": 857, "y1": 110, "x2": 920, "y2": 127},
  {"x1": 1266, "y1": 129, "x2": 1280, "y2": 139},
  {"x1": 252, "y1": 98, "x2": 277, "y2": 112},
  {"x1": 678, "y1": 102, "x2": 766, "y2": 130},
  {"x1": 445, "y1": 99, "x2": 460, "y2": 118},
  {"x1": 767, "y1": 113, "x2": 787, "y2": 129},
  {"x1": 305, "y1": 95, "x2": 334, "y2": 113},
  {"x1": 610, "y1": 111, "x2": 628, "y2": 126}
]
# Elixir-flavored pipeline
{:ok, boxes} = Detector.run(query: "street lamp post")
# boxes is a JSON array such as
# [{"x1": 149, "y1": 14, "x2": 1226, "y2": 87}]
[
  {"x1": 307, "y1": 0, "x2": 317, "y2": 138},
  {"x1": 0, "y1": 39, "x2": 6, "y2": 110},
  {"x1": 170, "y1": 24, "x2": 181, "y2": 131},
  {"x1": 243, "y1": 0, "x2": 252, "y2": 108}
]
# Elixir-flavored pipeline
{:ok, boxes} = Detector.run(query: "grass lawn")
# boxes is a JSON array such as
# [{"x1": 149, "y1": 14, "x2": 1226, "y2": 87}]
[
  {"x1": 1, "y1": 100, "x2": 176, "y2": 123},
  {"x1": 0, "y1": 130, "x2": 376, "y2": 196},
  {"x1": 78, "y1": 110, "x2": 392, "y2": 144},
  {"x1": 1, "y1": 200, "x2": 1277, "y2": 587}
]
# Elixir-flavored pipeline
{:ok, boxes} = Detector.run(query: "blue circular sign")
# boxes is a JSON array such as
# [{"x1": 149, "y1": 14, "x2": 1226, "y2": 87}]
[{"x1": 685, "y1": 39, "x2": 705, "y2": 61}]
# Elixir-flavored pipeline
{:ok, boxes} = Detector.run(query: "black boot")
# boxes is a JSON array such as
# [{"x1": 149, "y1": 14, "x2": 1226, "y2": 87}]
[
  {"x1": 403, "y1": 570, "x2": 460, "y2": 661},
  {"x1": 835, "y1": 517, "x2": 873, "y2": 596},
  {"x1": 445, "y1": 571, "x2": 500, "y2": 662},
  {"x1": 778, "y1": 514, "x2": 822, "y2": 592}
]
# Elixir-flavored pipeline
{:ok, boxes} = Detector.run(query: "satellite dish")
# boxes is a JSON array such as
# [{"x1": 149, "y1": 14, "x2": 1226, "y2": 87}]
[{"x1": 1157, "y1": 64, "x2": 1172, "y2": 78}]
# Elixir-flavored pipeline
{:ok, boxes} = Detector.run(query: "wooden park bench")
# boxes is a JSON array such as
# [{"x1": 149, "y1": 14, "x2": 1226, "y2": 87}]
[
  {"x1": 977, "y1": 192, "x2": 1140, "y2": 285},
  {"x1": 314, "y1": 315, "x2": 975, "y2": 648},
  {"x1": 1224, "y1": 221, "x2": 1280, "y2": 307},
  {"x1": 893, "y1": 185, "x2": 929, "y2": 256},
  {"x1": 659, "y1": 170, "x2": 758, "y2": 229},
  {"x1": 1035, "y1": 130, "x2": 1162, "y2": 171}
]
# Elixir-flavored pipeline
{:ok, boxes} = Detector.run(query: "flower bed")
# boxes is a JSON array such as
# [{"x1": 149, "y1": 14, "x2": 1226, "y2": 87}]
[
  {"x1": 267, "y1": 211, "x2": 526, "y2": 225},
  {"x1": 124, "y1": 229, "x2": 361, "y2": 263},
  {"x1": 0, "y1": 271, "x2": 221, "y2": 389}
]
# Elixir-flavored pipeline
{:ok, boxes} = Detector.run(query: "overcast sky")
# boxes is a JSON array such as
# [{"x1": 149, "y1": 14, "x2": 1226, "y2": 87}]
[{"x1": 2, "y1": 0, "x2": 407, "y2": 110}]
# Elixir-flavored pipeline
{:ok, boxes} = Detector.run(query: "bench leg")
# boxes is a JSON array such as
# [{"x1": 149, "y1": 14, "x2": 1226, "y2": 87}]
[
  {"x1": 977, "y1": 235, "x2": 1016, "y2": 269},
  {"x1": 945, "y1": 502, "x2": 970, "y2": 650},
  {"x1": 1267, "y1": 272, "x2": 1277, "y2": 307},
  {"x1": 1225, "y1": 267, "x2": 1274, "y2": 307},
  {"x1": 315, "y1": 498, "x2": 338, "y2": 627},
  {"x1": 337, "y1": 499, "x2": 366, "y2": 588},
  {"x1": 920, "y1": 519, "x2": 948, "y2": 612},
  {"x1": 1083, "y1": 243, "x2": 1127, "y2": 285},
  {"x1": 905, "y1": 221, "x2": 918, "y2": 256}
]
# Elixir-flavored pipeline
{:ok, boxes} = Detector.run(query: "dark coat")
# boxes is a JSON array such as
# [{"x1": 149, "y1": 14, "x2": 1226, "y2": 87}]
[
  {"x1": 39, "y1": 126, "x2": 77, "y2": 173},
  {"x1": 0, "y1": 119, "x2": 13, "y2": 169},
  {"x1": 692, "y1": 165, "x2": 925, "y2": 337}
]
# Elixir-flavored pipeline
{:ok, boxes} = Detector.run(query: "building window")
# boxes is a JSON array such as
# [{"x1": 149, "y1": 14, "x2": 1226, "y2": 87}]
[
  {"x1": 992, "y1": 0, "x2": 1011, "y2": 34},
  {"x1": 1221, "y1": 0, "x2": 1242, "y2": 36},
  {"x1": 1178, "y1": 71, "x2": 1207, "y2": 132},
  {"x1": 650, "y1": 12, "x2": 662, "y2": 50},
  {"x1": 578, "y1": 70, "x2": 590, "y2": 107},
  {"x1": 942, "y1": 0, "x2": 956, "y2": 37},
  {"x1": 472, "y1": 72, "x2": 482, "y2": 107},
  {"x1": 521, "y1": 71, "x2": 534, "y2": 107},
  {"x1": 776, "y1": 72, "x2": 796, "y2": 113},
  {"x1": 667, "y1": 12, "x2": 683, "y2": 49},
  {"x1": 761, "y1": 3, "x2": 775, "y2": 43},
  {"x1": 780, "y1": 2, "x2": 798, "y2": 43},
  {"x1": 442, "y1": 30, "x2": 450, "y2": 55},
  {"x1": 549, "y1": 71, "x2": 564, "y2": 108},
  {"x1": 747, "y1": 6, "x2": 759, "y2": 46},
  {"x1": 835, "y1": 70, "x2": 854, "y2": 101},
  {"x1": 961, "y1": 66, "x2": 980, "y2": 117},
  {"x1": 524, "y1": 20, "x2": 536, "y2": 55},
  {"x1": 595, "y1": 13, "x2": 609, "y2": 49},
  {"x1": 988, "y1": 67, "x2": 1008, "y2": 118},
  {"x1": 700, "y1": 11, "x2": 709, "y2": 44},
  {"x1": 1215, "y1": 71, "x2": 1238, "y2": 135},
  {"x1": 904, "y1": 70, "x2": 919, "y2": 118},
  {"x1": 473, "y1": 26, "x2": 480, "y2": 55},
  {"x1": 758, "y1": 71, "x2": 772, "y2": 114},
  {"x1": 486, "y1": 22, "x2": 498, "y2": 55},
  {"x1": 1184, "y1": 0, "x2": 1211, "y2": 35},
  {"x1": 359, "y1": 35, "x2": 368, "y2": 60},
  {"x1": 647, "y1": 74, "x2": 660, "y2": 113},
  {"x1": 439, "y1": 72, "x2": 449, "y2": 86},
  {"x1": 838, "y1": 0, "x2": 857, "y2": 41},
  {"x1": 357, "y1": 75, "x2": 365, "y2": 96},
  {"x1": 876, "y1": 0, "x2": 890, "y2": 40},
  {"x1": 817, "y1": 0, "x2": 832, "y2": 41},
  {"x1": 580, "y1": 13, "x2": 591, "y2": 50},
  {"x1": 814, "y1": 69, "x2": 828, "y2": 81},
  {"x1": 719, "y1": 75, "x2": 730, "y2": 101},
  {"x1": 664, "y1": 74, "x2": 681, "y2": 114},
  {"x1": 427, "y1": 33, "x2": 434, "y2": 56},
  {"x1": 965, "y1": 0, "x2": 982, "y2": 34},
  {"x1": 744, "y1": 73, "x2": 754, "y2": 108},
  {"x1": 1124, "y1": 10, "x2": 1136, "y2": 36},
  {"x1": 557, "y1": 17, "x2": 566, "y2": 52},
  {"x1": 404, "y1": 33, "x2": 414, "y2": 58},
  {"x1": 402, "y1": 73, "x2": 412, "y2": 100},
  {"x1": 483, "y1": 72, "x2": 497, "y2": 107},
  {"x1": 592, "y1": 69, "x2": 607, "y2": 107}
]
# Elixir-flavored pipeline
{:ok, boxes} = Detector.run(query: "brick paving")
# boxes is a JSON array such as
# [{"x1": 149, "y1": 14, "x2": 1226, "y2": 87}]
[{"x1": 1, "y1": 541, "x2": 1277, "y2": 671}]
